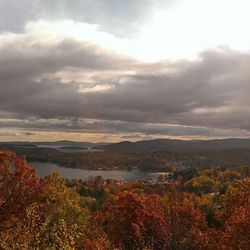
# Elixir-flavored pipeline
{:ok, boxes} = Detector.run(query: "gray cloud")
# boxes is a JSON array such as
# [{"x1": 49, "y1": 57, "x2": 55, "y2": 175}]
[
  {"x1": 0, "y1": 0, "x2": 176, "y2": 36},
  {"x1": 0, "y1": 38, "x2": 135, "y2": 77},
  {"x1": 82, "y1": 50, "x2": 250, "y2": 129},
  {"x1": 0, "y1": 31, "x2": 250, "y2": 138},
  {"x1": 0, "y1": 118, "x2": 248, "y2": 139}
]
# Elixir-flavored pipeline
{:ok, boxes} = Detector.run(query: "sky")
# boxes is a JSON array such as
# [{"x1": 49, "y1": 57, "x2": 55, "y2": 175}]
[{"x1": 1, "y1": 0, "x2": 250, "y2": 142}]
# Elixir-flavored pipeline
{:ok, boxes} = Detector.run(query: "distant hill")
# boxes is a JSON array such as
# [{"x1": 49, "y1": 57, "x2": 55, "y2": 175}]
[
  {"x1": 94, "y1": 138, "x2": 250, "y2": 153},
  {"x1": 3, "y1": 138, "x2": 250, "y2": 153}
]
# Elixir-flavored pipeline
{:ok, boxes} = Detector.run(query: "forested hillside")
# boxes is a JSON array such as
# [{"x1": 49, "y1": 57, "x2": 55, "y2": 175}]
[{"x1": 0, "y1": 150, "x2": 249, "y2": 249}]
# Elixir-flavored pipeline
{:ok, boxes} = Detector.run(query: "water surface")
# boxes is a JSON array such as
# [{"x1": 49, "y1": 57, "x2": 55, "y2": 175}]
[{"x1": 31, "y1": 161, "x2": 163, "y2": 182}]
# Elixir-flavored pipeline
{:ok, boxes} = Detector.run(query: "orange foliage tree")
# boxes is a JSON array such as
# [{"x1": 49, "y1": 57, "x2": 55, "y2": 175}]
[{"x1": 219, "y1": 178, "x2": 250, "y2": 222}]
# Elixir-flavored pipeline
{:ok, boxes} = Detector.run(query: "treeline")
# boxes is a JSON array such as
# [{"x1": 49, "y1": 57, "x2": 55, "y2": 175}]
[
  {"x1": 0, "y1": 150, "x2": 249, "y2": 249},
  {"x1": 2, "y1": 146, "x2": 250, "y2": 171}
]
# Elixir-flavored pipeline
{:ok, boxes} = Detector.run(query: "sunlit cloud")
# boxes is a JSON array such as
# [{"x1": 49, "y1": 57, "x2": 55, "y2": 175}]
[{"x1": 134, "y1": 0, "x2": 250, "y2": 61}]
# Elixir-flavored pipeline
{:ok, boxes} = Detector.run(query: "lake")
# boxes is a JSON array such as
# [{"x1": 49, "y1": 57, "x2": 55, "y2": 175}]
[
  {"x1": 36, "y1": 145, "x2": 103, "y2": 153},
  {"x1": 31, "y1": 161, "x2": 165, "y2": 182}
]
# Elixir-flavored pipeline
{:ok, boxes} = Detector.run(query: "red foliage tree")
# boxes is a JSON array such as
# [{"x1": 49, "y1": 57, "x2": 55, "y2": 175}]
[
  {"x1": 164, "y1": 203, "x2": 211, "y2": 250},
  {"x1": 98, "y1": 191, "x2": 168, "y2": 249},
  {"x1": 77, "y1": 223, "x2": 112, "y2": 250},
  {"x1": 219, "y1": 200, "x2": 250, "y2": 250},
  {"x1": 0, "y1": 151, "x2": 42, "y2": 229}
]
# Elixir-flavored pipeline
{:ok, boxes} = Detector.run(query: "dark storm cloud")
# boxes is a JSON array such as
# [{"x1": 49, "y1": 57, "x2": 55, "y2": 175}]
[
  {"x1": 0, "y1": 0, "x2": 175, "y2": 36},
  {"x1": 82, "y1": 49, "x2": 250, "y2": 129},
  {"x1": 1, "y1": 31, "x2": 250, "y2": 137},
  {"x1": 0, "y1": 36, "x2": 136, "y2": 119},
  {"x1": 0, "y1": 37, "x2": 135, "y2": 78}
]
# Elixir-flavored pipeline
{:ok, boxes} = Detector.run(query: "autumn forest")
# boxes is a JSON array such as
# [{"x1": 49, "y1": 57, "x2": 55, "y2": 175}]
[{"x1": 0, "y1": 150, "x2": 249, "y2": 249}]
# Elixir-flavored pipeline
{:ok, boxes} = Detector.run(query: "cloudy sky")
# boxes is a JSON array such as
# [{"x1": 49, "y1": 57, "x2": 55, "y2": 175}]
[{"x1": 1, "y1": 0, "x2": 250, "y2": 142}]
